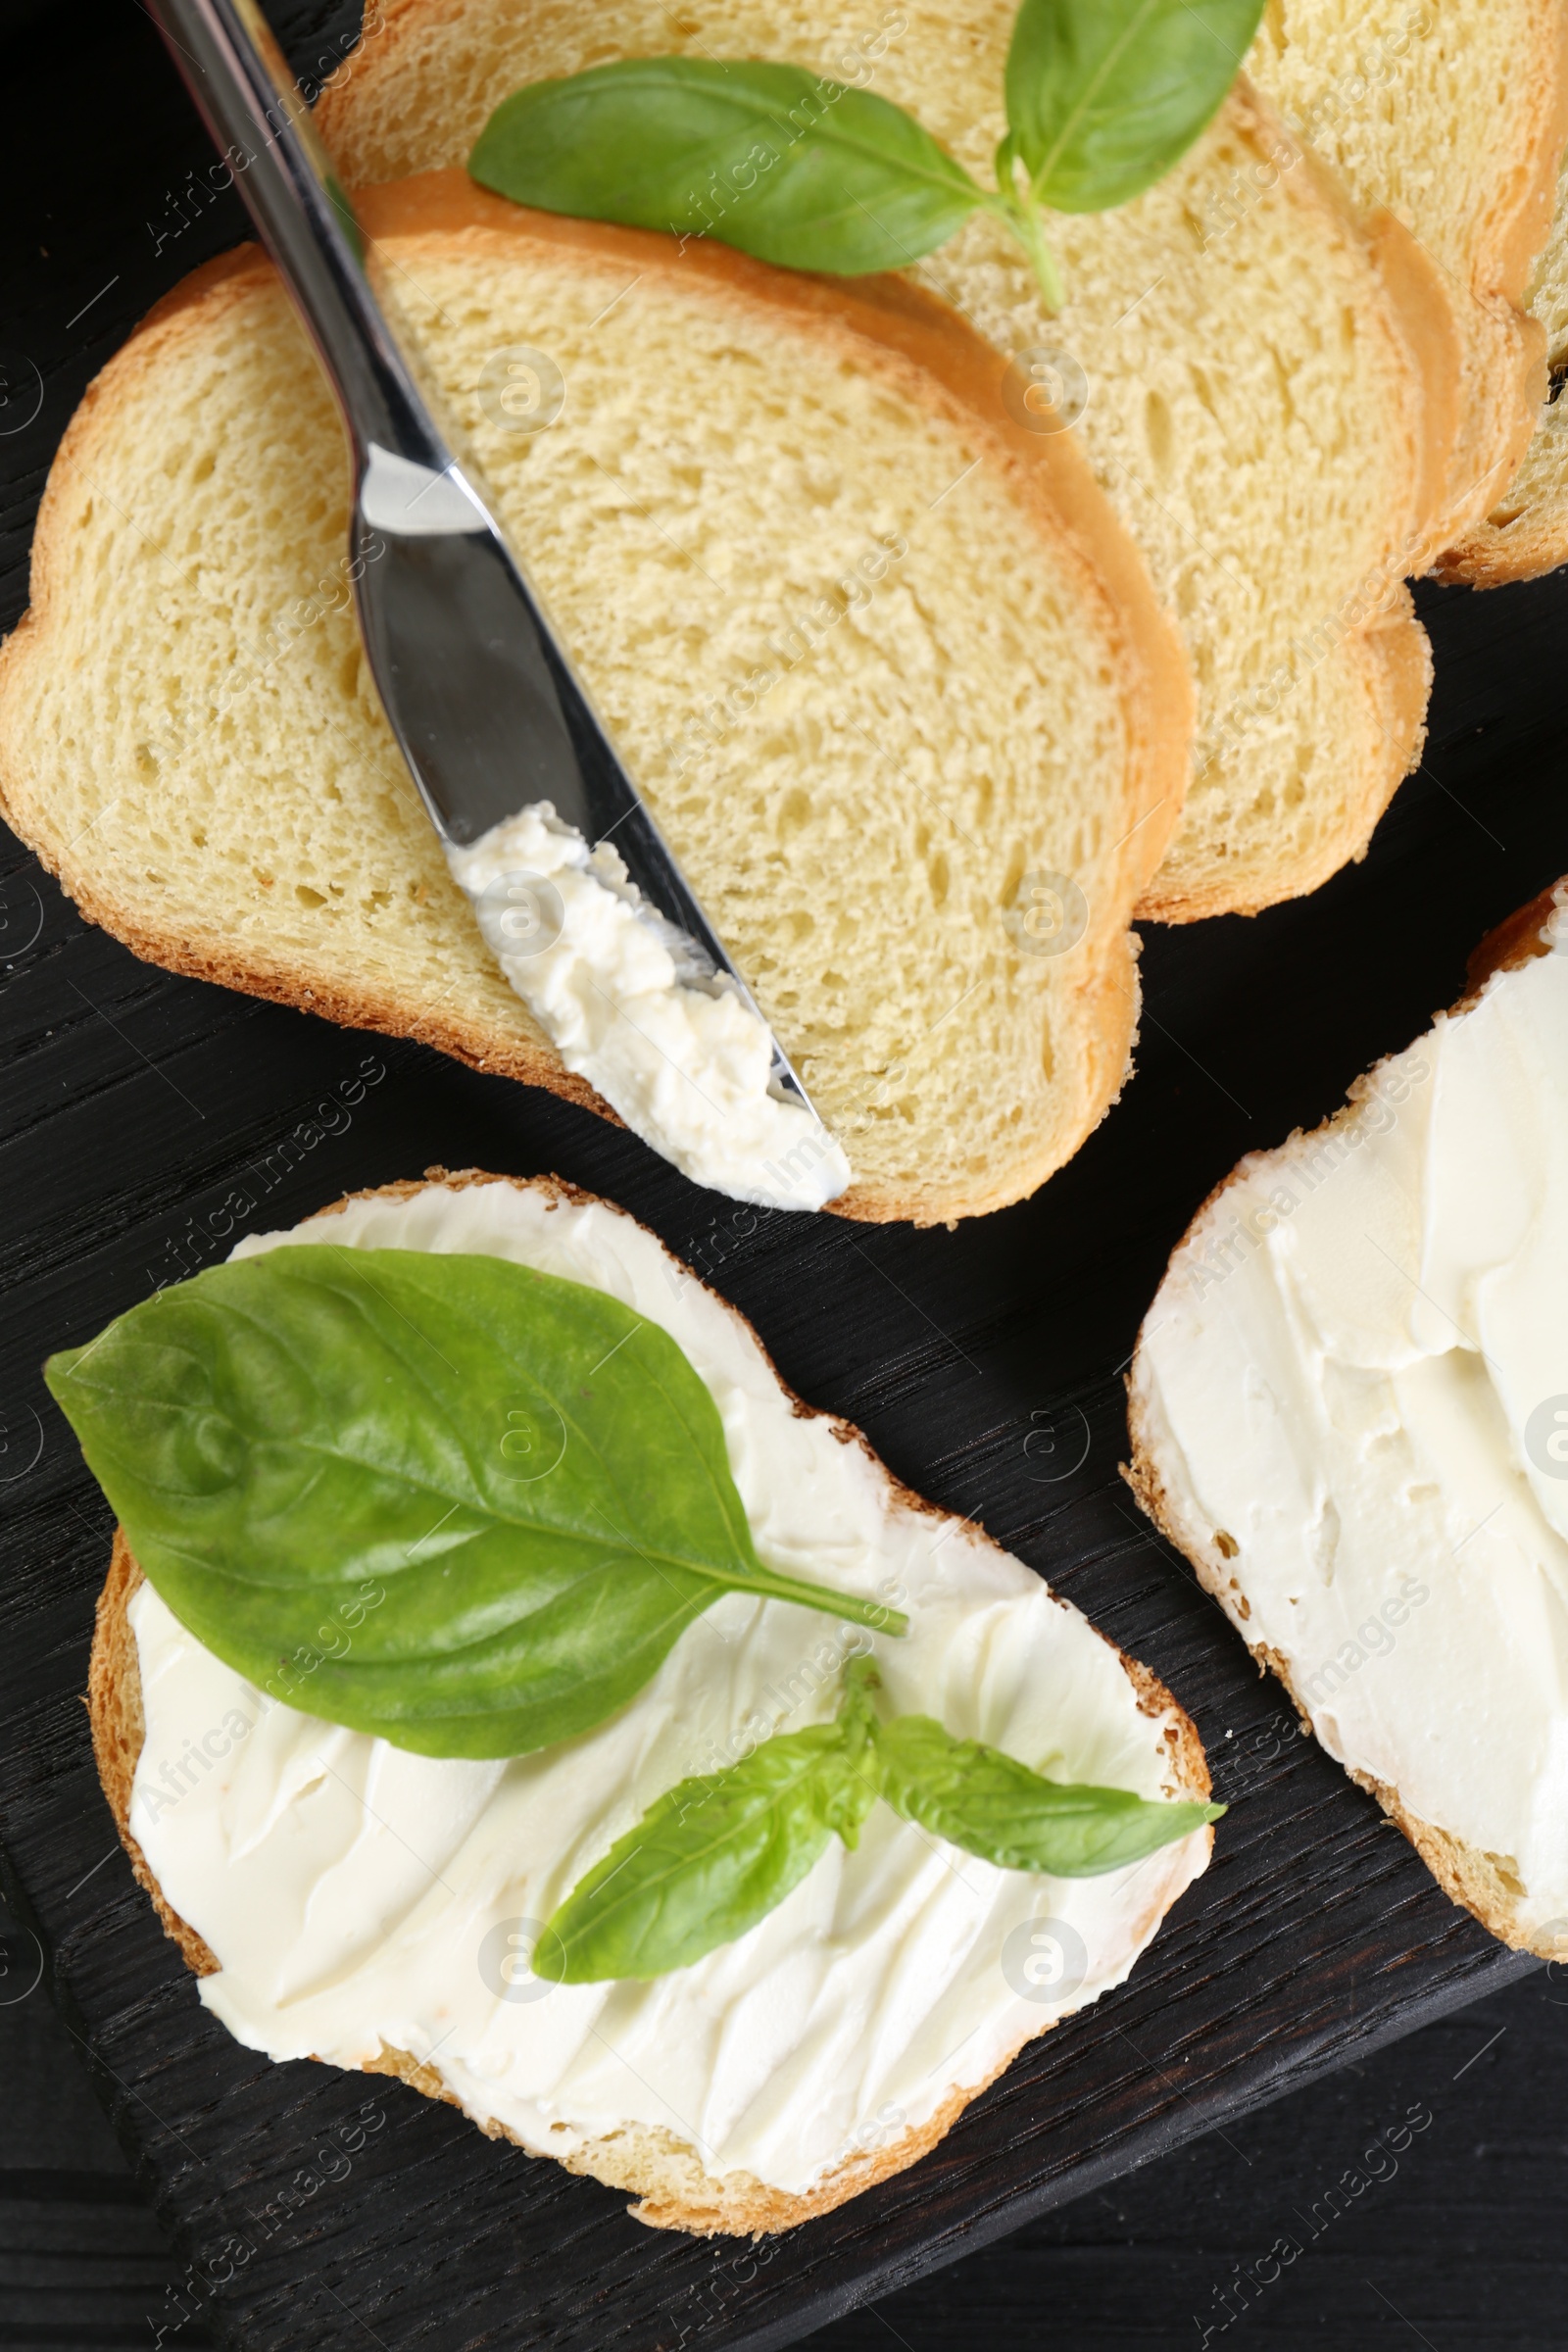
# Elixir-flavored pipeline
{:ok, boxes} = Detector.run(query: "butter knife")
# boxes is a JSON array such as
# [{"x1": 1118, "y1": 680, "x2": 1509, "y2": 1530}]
[{"x1": 140, "y1": 0, "x2": 820, "y2": 1121}]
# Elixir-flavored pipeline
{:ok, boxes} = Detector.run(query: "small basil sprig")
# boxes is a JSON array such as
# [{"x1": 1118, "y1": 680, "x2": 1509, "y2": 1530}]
[
  {"x1": 44, "y1": 1249, "x2": 905, "y2": 1760},
  {"x1": 467, "y1": 0, "x2": 1266, "y2": 318},
  {"x1": 538, "y1": 1660, "x2": 1221, "y2": 1982}
]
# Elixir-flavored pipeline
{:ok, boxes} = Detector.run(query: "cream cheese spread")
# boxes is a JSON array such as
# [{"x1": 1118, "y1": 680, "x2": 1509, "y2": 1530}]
[
  {"x1": 127, "y1": 1179, "x2": 1210, "y2": 2198},
  {"x1": 446, "y1": 807, "x2": 850, "y2": 1211},
  {"x1": 1133, "y1": 906, "x2": 1568, "y2": 1942}
]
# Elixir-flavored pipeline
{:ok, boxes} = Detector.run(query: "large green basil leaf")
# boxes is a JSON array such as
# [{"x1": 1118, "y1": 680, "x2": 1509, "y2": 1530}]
[
  {"x1": 468, "y1": 58, "x2": 986, "y2": 273},
  {"x1": 874, "y1": 1714, "x2": 1221, "y2": 1874},
  {"x1": 1004, "y1": 0, "x2": 1268, "y2": 213},
  {"x1": 45, "y1": 1247, "x2": 902, "y2": 1758}
]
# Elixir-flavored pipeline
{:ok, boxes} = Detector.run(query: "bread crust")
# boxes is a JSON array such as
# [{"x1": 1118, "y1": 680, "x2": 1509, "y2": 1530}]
[
  {"x1": 1135, "y1": 582, "x2": 1434, "y2": 927},
  {"x1": 88, "y1": 1169, "x2": 1213, "y2": 2234},
  {"x1": 1431, "y1": 1, "x2": 1568, "y2": 582},
  {"x1": 1357, "y1": 205, "x2": 1465, "y2": 554},
  {"x1": 1123, "y1": 881, "x2": 1568, "y2": 1958},
  {"x1": 0, "y1": 236, "x2": 613, "y2": 1140},
  {"x1": 1478, "y1": 5, "x2": 1568, "y2": 308},
  {"x1": 1461, "y1": 875, "x2": 1567, "y2": 996},
  {"x1": 1244, "y1": 0, "x2": 1568, "y2": 578},
  {"x1": 318, "y1": 8, "x2": 1459, "y2": 555},
  {"x1": 0, "y1": 183, "x2": 1191, "y2": 1228},
  {"x1": 1443, "y1": 452, "x2": 1568, "y2": 588},
  {"x1": 1443, "y1": 304, "x2": 1551, "y2": 559},
  {"x1": 1129, "y1": 90, "x2": 1447, "y2": 925}
]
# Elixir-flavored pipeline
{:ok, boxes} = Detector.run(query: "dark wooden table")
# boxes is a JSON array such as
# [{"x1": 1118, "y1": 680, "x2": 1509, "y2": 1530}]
[
  {"x1": 3, "y1": 2, "x2": 1567, "y2": 2345},
  {"x1": 3, "y1": 1929, "x2": 1568, "y2": 2352},
  {"x1": 7, "y1": 1940, "x2": 1566, "y2": 2350}
]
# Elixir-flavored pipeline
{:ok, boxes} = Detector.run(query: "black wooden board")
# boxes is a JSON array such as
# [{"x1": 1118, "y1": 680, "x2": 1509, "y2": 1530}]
[{"x1": 0, "y1": 2, "x2": 1558, "y2": 2346}]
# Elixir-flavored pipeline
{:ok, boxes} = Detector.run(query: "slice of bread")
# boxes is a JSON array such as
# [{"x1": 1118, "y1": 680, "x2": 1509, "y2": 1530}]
[
  {"x1": 1443, "y1": 151, "x2": 1568, "y2": 584},
  {"x1": 0, "y1": 180, "x2": 1192, "y2": 1228},
  {"x1": 317, "y1": 0, "x2": 1455, "y2": 923},
  {"x1": 1248, "y1": 0, "x2": 1568, "y2": 562},
  {"x1": 1124, "y1": 884, "x2": 1568, "y2": 1958},
  {"x1": 88, "y1": 1168, "x2": 1217, "y2": 2234}
]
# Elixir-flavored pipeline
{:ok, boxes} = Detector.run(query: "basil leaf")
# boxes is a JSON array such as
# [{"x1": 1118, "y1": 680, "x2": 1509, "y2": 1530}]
[
  {"x1": 539, "y1": 1716, "x2": 877, "y2": 1982},
  {"x1": 468, "y1": 58, "x2": 985, "y2": 273},
  {"x1": 44, "y1": 1248, "x2": 903, "y2": 1759},
  {"x1": 873, "y1": 1714, "x2": 1221, "y2": 1874},
  {"x1": 541, "y1": 1652, "x2": 882, "y2": 1981},
  {"x1": 537, "y1": 1658, "x2": 1218, "y2": 1983},
  {"x1": 1004, "y1": 0, "x2": 1267, "y2": 213}
]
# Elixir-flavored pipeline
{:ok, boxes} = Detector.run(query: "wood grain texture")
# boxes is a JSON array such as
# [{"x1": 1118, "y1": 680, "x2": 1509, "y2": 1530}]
[{"x1": 0, "y1": 1, "x2": 1563, "y2": 2347}]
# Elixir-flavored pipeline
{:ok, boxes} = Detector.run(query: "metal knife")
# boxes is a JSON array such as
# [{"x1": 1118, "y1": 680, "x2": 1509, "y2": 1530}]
[{"x1": 139, "y1": 0, "x2": 819, "y2": 1119}]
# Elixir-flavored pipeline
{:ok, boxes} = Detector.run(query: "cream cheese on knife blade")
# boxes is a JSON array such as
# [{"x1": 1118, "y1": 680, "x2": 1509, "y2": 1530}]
[
  {"x1": 1133, "y1": 909, "x2": 1568, "y2": 1943},
  {"x1": 447, "y1": 807, "x2": 850, "y2": 1211},
  {"x1": 128, "y1": 1180, "x2": 1208, "y2": 2198}
]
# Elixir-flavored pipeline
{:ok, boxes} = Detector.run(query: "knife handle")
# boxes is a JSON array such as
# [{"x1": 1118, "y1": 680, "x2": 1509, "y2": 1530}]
[{"x1": 142, "y1": 0, "x2": 445, "y2": 475}]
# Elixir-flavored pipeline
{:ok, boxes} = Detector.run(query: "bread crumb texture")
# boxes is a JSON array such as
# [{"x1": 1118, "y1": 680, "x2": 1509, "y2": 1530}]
[
  {"x1": 319, "y1": 0, "x2": 1447, "y2": 920},
  {"x1": 0, "y1": 185, "x2": 1194, "y2": 1223},
  {"x1": 1251, "y1": 0, "x2": 1567, "y2": 555},
  {"x1": 1453, "y1": 142, "x2": 1568, "y2": 582}
]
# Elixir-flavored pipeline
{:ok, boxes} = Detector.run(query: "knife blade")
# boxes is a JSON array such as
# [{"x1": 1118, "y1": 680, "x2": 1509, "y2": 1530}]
[{"x1": 140, "y1": 0, "x2": 823, "y2": 1127}]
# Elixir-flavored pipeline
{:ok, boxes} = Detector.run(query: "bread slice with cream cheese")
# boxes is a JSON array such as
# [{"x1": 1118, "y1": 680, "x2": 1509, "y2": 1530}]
[
  {"x1": 0, "y1": 178, "x2": 1190, "y2": 1227},
  {"x1": 1127, "y1": 883, "x2": 1568, "y2": 1958},
  {"x1": 316, "y1": 0, "x2": 1454, "y2": 923},
  {"x1": 90, "y1": 1168, "x2": 1216, "y2": 2235}
]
